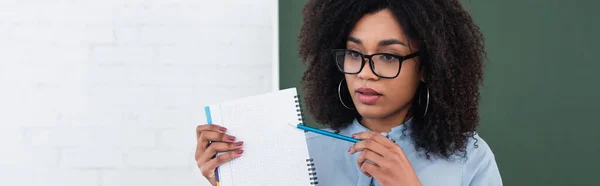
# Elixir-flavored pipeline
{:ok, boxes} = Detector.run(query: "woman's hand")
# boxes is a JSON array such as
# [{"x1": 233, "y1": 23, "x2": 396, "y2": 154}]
[
  {"x1": 195, "y1": 124, "x2": 244, "y2": 186},
  {"x1": 349, "y1": 132, "x2": 422, "y2": 186}
]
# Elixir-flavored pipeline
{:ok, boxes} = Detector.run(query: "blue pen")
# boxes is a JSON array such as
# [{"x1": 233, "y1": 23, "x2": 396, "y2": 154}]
[{"x1": 295, "y1": 123, "x2": 360, "y2": 143}]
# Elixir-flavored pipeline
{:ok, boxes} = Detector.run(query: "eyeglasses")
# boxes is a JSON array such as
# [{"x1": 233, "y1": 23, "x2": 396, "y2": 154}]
[{"x1": 331, "y1": 49, "x2": 419, "y2": 78}]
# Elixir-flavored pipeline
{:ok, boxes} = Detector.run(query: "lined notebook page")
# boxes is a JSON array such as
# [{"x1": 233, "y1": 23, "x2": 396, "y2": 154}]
[{"x1": 207, "y1": 88, "x2": 313, "y2": 186}]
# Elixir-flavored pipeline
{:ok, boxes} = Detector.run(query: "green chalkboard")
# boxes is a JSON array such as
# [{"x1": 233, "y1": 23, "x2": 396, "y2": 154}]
[
  {"x1": 278, "y1": 0, "x2": 319, "y2": 128},
  {"x1": 279, "y1": 0, "x2": 600, "y2": 185}
]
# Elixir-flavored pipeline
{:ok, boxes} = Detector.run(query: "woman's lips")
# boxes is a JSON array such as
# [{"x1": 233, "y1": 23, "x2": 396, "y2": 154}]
[{"x1": 356, "y1": 87, "x2": 382, "y2": 105}]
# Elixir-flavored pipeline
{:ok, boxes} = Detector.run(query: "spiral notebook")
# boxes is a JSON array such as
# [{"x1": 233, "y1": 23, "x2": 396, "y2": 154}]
[{"x1": 203, "y1": 88, "x2": 318, "y2": 186}]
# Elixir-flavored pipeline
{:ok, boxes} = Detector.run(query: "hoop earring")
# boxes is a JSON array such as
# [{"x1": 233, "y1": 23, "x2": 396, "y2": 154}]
[
  {"x1": 418, "y1": 85, "x2": 430, "y2": 116},
  {"x1": 338, "y1": 79, "x2": 354, "y2": 109},
  {"x1": 424, "y1": 87, "x2": 429, "y2": 116}
]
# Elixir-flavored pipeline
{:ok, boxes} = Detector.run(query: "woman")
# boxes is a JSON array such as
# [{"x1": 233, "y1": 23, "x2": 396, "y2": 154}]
[{"x1": 195, "y1": 0, "x2": 502, "y2": 185}]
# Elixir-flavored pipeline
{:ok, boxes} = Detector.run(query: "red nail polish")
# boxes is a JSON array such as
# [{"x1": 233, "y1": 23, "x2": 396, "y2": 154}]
[
  {"x1": 219, "y1": 127, "x2": 227, "y2": 132},
  {"x1": 228, "y1": 136, "x2": 236, "y2": 141},
  {"x1": 237, "y1": 150, "x2": 244, "y2": 154},
  {"x1": 351, "y1": 134, "x2": 356, "y2": 138},
  {"x1": 235, "y1": 141, "x2": 244, "y2": 146}
]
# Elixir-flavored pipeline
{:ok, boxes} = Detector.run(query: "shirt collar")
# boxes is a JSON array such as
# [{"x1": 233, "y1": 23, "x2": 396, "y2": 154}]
[{"x1": 345, "y1": 117, "x2": 413, "y2": 141}]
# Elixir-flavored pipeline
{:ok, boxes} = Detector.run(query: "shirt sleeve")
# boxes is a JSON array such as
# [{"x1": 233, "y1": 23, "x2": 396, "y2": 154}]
[{"x1": 464, "y1": 134, "x2": 503, "y2": 186}]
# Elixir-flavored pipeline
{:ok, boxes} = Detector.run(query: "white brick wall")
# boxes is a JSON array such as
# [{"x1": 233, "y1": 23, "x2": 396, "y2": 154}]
[{"x1": 0, "y1": 0, "x2": 278, "y2": 185}]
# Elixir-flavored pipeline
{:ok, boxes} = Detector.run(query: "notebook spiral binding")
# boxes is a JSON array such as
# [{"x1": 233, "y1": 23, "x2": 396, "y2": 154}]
[
  {"x1": 293, "y1": 95, "x2": 304, "y2": 125},
  {"x1": 295, "y1": 95, "x2": 318, "y2": 185},
  {"x1": 306, "y1": 158, "x2": 318, "y2": 185}
]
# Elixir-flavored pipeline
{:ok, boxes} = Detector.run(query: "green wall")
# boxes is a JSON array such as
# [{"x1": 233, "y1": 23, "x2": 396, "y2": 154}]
[
  {"x1": 279, "y1": 0, "x2": 319, "y2": 128},
  {"x1": 280, "y1": 1, "x2": 599, "y2": 185}
]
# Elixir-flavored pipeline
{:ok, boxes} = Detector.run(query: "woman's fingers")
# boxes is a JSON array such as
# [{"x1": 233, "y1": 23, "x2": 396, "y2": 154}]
[
  {"x1": 199, "y1": 129, "x2": 236, "y2": 143},
  {"x1": 195, "y1": 124, "x2": 243, "y2": 186},
  {"x1": 356, "y1": 149, "x2": 385, "y2": 168},
  {"x1": 196, "y1": 124, "x2": 227, "y2": 139},
  {"x1": 352, "y1": 131, "x2": 398, "y2": 149},
  {"x1": 199, "y1": 150, "x2": 244, "y2": 177},
  {"x1": 197, "y1": 141, "x2": 244, "y2": 163},
  {"x1": 349, "y1": 138, "x2": 388, "y2": 157},
  {"x1": 195, "y1": 131, "x2": 237, "y2": 159},
  {"x1": 359, "y1": 159, "x2": 381, "y2": 178},
  {"x1": 195, "y1": 124, "x2": 236, "y2": 162}
]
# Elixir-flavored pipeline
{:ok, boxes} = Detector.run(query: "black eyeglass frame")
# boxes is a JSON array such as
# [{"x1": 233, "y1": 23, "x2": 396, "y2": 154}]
[{"x1": 331, "y1": 49, "x2": 420, "y2": 78}]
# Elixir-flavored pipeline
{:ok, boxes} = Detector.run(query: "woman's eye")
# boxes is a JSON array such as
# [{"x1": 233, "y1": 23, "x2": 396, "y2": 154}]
[
  {"x1": 349, "y1": 52, "x2": 362, "y2": 58},
  {"x1": 379, "y1": 54, "x2": 397, "y2": 61}
]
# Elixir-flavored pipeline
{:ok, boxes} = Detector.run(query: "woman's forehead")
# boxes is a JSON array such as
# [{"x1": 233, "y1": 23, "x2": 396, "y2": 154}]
[{"x1": 347, "y1": 9, "x2": 409, "y2": 46}]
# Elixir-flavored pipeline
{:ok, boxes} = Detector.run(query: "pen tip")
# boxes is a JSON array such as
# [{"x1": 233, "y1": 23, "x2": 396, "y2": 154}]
[{"x1": 288, "y1": 122, "x2": 300, "y2": 128}]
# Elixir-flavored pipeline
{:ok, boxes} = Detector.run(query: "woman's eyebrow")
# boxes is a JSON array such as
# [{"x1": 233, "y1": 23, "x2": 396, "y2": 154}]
[
  {"x1": 379, "y1": 39, "x2": 407, "y2": 47},
  {"x1": 347, "y1": 36, "x2": 407, "y2": 47},
  {"x1": 347, "y1": 36, "x2": 362, "y2": 45}
]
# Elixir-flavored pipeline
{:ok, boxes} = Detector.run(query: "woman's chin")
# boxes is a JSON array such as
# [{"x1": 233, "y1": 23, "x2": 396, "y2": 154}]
[{"x1": 354, "y1": 104, "x2": 389, "y2": 119}]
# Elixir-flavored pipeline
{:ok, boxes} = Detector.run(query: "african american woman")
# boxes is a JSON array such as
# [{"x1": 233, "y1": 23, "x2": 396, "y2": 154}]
[{"x1": 195, "y1": 0, "x2": 502, "y2": 185}]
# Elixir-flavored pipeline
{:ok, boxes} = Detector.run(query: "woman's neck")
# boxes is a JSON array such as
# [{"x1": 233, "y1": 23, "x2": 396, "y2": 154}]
[{"x1": 360, "y1": 108, "x2": 411, "y2": 133}]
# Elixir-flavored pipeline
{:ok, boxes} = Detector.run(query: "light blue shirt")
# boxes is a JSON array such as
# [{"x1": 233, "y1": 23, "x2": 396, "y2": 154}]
[{"x1": 306, "y1": 119, "x2": 502, "y2": 186}]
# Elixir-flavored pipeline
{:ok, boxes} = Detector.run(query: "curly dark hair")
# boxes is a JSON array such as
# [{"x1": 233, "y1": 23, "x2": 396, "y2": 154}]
[{"x1": 297, "y1": 0, "x2": 485, "y2": 159}]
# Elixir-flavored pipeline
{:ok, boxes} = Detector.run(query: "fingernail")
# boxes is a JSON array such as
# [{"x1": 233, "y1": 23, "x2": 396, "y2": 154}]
[
  {"x1": 235, "y1": 141, "x2": 244, "y2": 146},
  {"x1": 237, "y1": 150, "x2": 244, "y2": 154},
  {"x1": 351, "y1": 134, "x2": 356, "y2": 138},
  {"x1": 219, "y1": 127, "x2": 227, "y2": 132},
  {"x1": 348, "y1": 147, "x2": 351, "y2": 152},
  {"x1": 228, "y1": 136, "x2": 236, "y2": 141}
]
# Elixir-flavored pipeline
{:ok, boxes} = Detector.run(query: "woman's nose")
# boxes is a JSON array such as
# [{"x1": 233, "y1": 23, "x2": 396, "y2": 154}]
[{"x1": 357, "y1": 58, "x2": 379, "y2": 81}]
